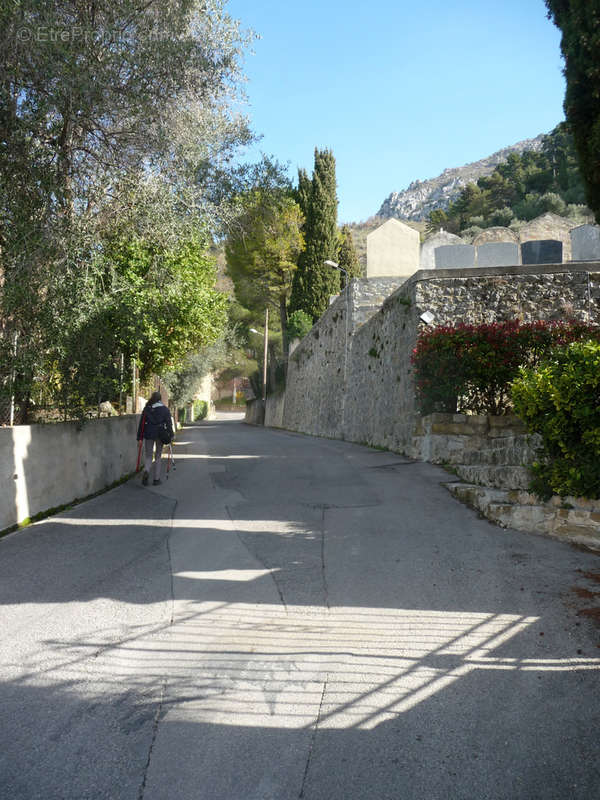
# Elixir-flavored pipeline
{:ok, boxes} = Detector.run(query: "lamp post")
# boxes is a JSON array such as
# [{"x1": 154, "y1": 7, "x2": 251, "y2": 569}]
[{"x1": 325, "y1": 260, "x2": 349, "y2": 437}]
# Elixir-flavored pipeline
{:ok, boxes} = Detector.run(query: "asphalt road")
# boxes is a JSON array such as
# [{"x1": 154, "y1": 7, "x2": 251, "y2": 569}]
[{"x1": 1, "y1": 413, "x2": 600, "y2": 800}]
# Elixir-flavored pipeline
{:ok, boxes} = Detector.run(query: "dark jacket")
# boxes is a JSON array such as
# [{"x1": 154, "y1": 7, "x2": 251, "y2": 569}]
[{"x1": 137, "y1": 401, "x2": 174, "y2": 441}]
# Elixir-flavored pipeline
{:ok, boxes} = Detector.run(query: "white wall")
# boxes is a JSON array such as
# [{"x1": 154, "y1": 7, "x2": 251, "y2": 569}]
[{"x1": 0, "y1": 416, "x2": 138, "y2": 531}]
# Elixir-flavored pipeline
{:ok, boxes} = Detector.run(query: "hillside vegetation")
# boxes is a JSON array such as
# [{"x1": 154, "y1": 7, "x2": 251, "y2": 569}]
[
  {"x1": 378, "y1": 135, "x2": 545, "y2": 221},
  {"x1": 427, "y1": 124, "x2": 593, "y2": 238}
]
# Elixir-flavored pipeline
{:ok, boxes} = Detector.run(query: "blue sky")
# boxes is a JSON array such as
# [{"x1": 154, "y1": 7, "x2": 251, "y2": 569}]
[{"x1": 227, "y1": 0, "x2": 566, "y2": 223}]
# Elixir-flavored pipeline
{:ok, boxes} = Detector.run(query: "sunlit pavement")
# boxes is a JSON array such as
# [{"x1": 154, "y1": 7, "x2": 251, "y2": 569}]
[{"x1": 1, "y1": 416, "x2": 600, "y2": 799}]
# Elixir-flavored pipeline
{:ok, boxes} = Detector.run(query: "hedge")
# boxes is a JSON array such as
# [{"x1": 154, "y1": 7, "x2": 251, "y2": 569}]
[
  {"x1": 512, "y1": 340, "x2": 600, "y2": 499},
  {"x1": 411, "y1": 320, "x2": 600, "y2": 415}
]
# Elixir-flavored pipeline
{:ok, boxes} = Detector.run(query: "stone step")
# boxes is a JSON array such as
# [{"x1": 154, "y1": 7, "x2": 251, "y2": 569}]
[
  {"x1": 461, "y1": 434, "x2": 542, "y2": 467},
  {"x1": 446, "y1": 482, "x2": 600, "y2": 549},
  {"x1": 454, "y1": 464, "x2": 531, "y2": 491},
  {"x1": 461, "y1": 444, "x2": 539, "y2": 467}
]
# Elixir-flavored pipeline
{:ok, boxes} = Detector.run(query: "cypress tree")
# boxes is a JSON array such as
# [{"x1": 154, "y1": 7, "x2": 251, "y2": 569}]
[
  {"x1": 337, "y1": 225, "x2": 361, "y2": 282},
  {"x1": 546, "y1": 0, "x2": 600, "y2": 221},
  {"x1": 289, "y1": 148, "x2": 339, "y2": 321}
]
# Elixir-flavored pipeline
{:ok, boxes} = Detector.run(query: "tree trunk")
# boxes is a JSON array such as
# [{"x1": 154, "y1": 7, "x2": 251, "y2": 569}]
[{"x1": 279, "y1": 294, "x2": 289, "y2": 358}]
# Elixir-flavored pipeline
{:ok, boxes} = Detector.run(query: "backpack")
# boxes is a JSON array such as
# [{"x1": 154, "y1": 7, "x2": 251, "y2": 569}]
[
  {"x1": 157, "y1": 421, "x2": 173, "y2": 445},
  {"x1": 145, "y1": 407, "x2": 173, "y2": 444}
]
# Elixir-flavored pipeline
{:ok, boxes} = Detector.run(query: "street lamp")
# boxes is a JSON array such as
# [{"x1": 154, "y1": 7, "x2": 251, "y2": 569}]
[
  {"x1": 325, "y1": 260, "x2": 349, "y2": 437},
  {"x1": 324, "y1": 259, "x2": 348, "y2": 288}
]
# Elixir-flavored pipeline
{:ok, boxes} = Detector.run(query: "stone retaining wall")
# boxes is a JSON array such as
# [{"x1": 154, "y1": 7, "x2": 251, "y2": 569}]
[
  {"x1": 412, "y1": 412, "x2": 600, "y2": 549},
  {"x1": 410, "y1": 413, "x2": 531, "y2": 464},
  {"x1": 280, "y1": 263, "x2": 600, "y2": 453}
]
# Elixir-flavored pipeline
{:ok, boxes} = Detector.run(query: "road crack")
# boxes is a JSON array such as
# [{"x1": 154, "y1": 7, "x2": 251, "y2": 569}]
[
  {"x1": 137, "y1": 499, "x2": 177, "y2": 800},
  {"x1": 137, "y1": 678, "x2": 168, "y2": 800},
  {"x1": 320, "y1": 507, "x2": 330, "y2": 610},
  {"x1": 225, "y1": 505, "x2": 288, "y2": 613},
  {"x1": 299, "y1": 675, "x2": 328, "y2": 798}
]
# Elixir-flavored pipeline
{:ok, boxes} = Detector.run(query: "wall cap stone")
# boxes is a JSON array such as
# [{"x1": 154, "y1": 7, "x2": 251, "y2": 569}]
[{"x1": 406, "y1": 261, "x2": 600, "y2": 283}]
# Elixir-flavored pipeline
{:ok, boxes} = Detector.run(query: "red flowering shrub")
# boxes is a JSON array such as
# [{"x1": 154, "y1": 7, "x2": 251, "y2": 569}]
[{"x1": 411, "y1": 320, "x2": 600, "y2": 415}]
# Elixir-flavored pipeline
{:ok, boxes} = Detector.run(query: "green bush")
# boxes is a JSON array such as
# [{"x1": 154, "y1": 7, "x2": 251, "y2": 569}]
[
  {"x1": 511, "y1": 340, "x2": 600, "y2": 500},
  {"x1": 412, "y1": 320, "x2": 600, "y2": 415},
  {"x1": 193, "y1": 399, "x2": 208, "y2": 420},
  {"x1": 287, "y1": 310, "x2": 313, "y2": 342}
]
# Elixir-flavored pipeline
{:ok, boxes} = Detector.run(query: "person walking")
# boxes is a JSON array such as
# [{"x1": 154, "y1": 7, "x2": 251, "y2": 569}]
[{"x1": 137, "y1": 391, "x2": 174, "y2": 486}]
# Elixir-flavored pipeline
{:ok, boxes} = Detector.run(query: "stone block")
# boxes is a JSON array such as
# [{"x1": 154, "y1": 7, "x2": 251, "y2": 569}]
[
  {"x1": 571, "y1": 224, "x2": 600, "y2": 262},
  {"x1": 430, "y1": 422, "x2": 481, "y2": 436},
  {"x1": 487, "y1": 415, "x2": 528, "y2": 436},
  {"x1": 473, "y1": 227, "x2": 519, "y2": 246},
  {"x1": 434, "y1": 244, "x2": 476, "y2": 269},
  {"x1": 366, "y1": 219, "x2": 420, "y2": 278},
  {"x1": 420, "y1": 231, "x2": 465, "y2": 269},
  {"x1": 476, "y1": 242, "x2": 520, "y2": 267},
  {"x1": 519, "y1": 213, "x2": 573, "y2": 261},
  {"x1": 520, "y1": 239, "x2": 563, "y2": 265},
  {"x1": 454, "y1": 464, "x2": 531, "y2": 491}
]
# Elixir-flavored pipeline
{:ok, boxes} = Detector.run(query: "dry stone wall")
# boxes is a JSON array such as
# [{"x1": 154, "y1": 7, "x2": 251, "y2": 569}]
[
  {"x1": 263, "y1": 263, "x2": 600, "y2": 455},
  {"x1": 415, "y1": 263, "x2": 598, "y2": 325},
  {"x1": 343, "y1": 283, "x2": 420, "y2": 451},
  {"x1": 284, "y1": 292, "x2": 349, "y2": 439}
]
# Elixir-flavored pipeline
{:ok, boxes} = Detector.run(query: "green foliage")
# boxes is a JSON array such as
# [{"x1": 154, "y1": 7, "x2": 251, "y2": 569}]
[
  {"x1": 412, "y1": 320, "x2": 600, "y2": 416},
  {"x1": 512, "y1": 340, "x2": 600, "y2": 499},
  {"x1": 194, "y1": 400, "x2": 209, "y2": 420},
  {"x1": 163, "y1": 315, "x2": 242, "y2": 407},
  {"x1": 426, "y1": 124, "x2": 590, "y2": 235},
  {"x1": 0, "y1": 0, "x2": 252, "y2": 420},
  {"x1": 289, "y1": 149, "x2": 339, "y2": 321},
  {"x1": 337, "y1": 225, "x2": 362, "y2": 280},
  {"x1": 287, "y1": 310, "x2": 313, "y2": 341},
  {"x1": 225, "y1": 162, "x2": 304, "y2": 355},
  {"x1": 101, "y1": 232, "x2": 227, "y2": 379},
  {"x1": 546, "y1": 1, "x2": 600, "y2": 221}
]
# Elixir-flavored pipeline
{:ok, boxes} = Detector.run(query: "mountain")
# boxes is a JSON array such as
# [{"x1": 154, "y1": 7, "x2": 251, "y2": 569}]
[{"x1": 377, "y1": 135, "x2": 546, "y2": 221}]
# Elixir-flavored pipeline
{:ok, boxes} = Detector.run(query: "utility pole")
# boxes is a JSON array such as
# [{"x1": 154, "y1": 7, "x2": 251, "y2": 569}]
[
  {"x1": 132, "y1": 356, "x2": 137, "y2": 413},
  {"x1": 262, "y1": 307, "x2": 269, "y2": 403},
  {"x1": 9, "y1": 331, "x2": 18, "y2": 426}
]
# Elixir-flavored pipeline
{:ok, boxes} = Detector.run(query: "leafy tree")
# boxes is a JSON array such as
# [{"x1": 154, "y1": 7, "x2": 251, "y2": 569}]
[
  {"x1": 163, "y1": 316, "x2": 249, "y2": 408},
  {"x1": 0, "y1": 0, "x2": 252, "y2": 417},
  {"x1": 225, "y1": 174, "x2": 304, "y2": 357},
  {"x1": 289, "y1": 148, "x2": 339, "y2": 321},
  {"x1": 426, "y1": 209, "x2": 457, "y2": 236},
  {"x1": 338, "y1": 225, "x2": 362, "y2": 281},
  {"x1": 546, "y1": 0, "x2": 600, "y2": 220},
  {"x1": 100, "y1": 231, "x2": 227, "y2": 381}
]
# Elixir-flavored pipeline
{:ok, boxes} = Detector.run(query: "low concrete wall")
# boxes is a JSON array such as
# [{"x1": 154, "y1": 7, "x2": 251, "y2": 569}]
[
  {"x1": 244, "y1": 399, "x2": 264, "y2": 426},
  {"x1": 264, "y1": 392, "x2": 285, "y2": 428},
  {"x1": 0, "y1": 416, "x2": 138, "y2": 531}
]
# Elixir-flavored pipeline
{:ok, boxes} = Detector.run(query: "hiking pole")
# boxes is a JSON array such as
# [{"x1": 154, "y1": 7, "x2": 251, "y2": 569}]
[
  {"x1": 166, "y1": 442, "x2": 175, "y2": 478},
  {"x1": 136, "y1": 413, "x2": 146, "y2": 471}
]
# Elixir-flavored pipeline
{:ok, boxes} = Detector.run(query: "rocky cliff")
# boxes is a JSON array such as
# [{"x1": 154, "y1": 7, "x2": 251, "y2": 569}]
[{"x1": 377, "y1": 135, "x2": 545, "y2": 221}]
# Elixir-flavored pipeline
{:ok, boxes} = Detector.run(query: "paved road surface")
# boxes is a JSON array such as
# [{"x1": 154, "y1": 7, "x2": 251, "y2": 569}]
[{"x1": 1, "y1": 414, "x2": 600, "y2": 799}]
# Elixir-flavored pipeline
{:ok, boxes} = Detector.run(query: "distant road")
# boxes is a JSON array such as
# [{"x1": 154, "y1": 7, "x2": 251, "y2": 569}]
[{"x1": 1, "y1": 416, "x2": 599, "y2": 799}]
